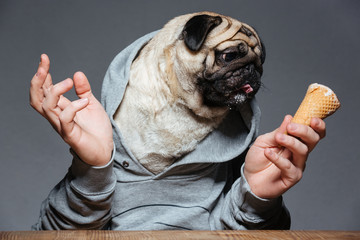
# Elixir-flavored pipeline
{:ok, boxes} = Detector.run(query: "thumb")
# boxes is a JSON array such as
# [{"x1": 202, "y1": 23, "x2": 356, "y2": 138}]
[
  {"x1": 276, "y1": 115, "x2": 293, "y2": 135},
  {"x1": 73, "y1": 71, "x2": 93, "y2": 99}
]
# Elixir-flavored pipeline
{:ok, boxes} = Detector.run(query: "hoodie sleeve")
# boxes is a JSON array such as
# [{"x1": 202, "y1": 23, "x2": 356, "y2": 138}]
[
  {"x1": 220, "y1": 164, "x2": 291, "y2": 230},
  {"x1": 32, "y1": 147, "x2": 116, "y2": 230}
]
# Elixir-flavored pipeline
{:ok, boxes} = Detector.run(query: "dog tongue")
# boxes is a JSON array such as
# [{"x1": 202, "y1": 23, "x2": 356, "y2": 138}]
[{"x1": 241, "y1": 84, "x2": 253, "y2": 94}]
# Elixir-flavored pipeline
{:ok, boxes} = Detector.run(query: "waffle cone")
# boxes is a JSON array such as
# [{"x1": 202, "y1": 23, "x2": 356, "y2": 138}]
[{"x1": 292, "y1": 83, "x2": 340, "y2": 125}]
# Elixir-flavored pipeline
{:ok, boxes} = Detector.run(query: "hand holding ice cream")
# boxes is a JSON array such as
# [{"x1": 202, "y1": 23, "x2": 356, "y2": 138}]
[{"x1": 244, "y1": 83, "x2": 338, "y2": 199}]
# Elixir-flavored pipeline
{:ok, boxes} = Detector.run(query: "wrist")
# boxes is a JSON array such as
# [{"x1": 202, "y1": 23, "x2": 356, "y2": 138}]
[
  {"x1": 70, "y1": 140, "x2": 114, "y2": 167},
  {"x1": 94, "y1": 142, "x2": 115, "y2": 167}
]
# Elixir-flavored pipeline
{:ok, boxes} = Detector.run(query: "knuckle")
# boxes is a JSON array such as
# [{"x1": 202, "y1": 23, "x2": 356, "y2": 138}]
[
  {"x1": 296, "y1": 140, "x2": 308, "y2": 155},
  {"x1": 58, "y1": 111, "x2": 66, "y2": 122},
  {"x1": 289, "y1": 170, "x2": 303, "y2": 184},
  {"x1": 283, "y1": 160, "x2": 292, "y2": 170},
  {"x1": 302, "y1": 144, "x2": 309, "y2": 155},
  {"x1": 314, "y1": 133, "x2": 321, "y2": 143},
  {"x1": 30, "y1": 79, "x2": 36, "y2": 88}
]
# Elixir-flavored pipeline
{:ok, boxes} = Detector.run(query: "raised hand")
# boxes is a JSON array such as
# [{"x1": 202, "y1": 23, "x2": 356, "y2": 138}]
[
  {"x1": 243, "y1": 115, "x2": 326, "y2": 199},
  {"x1": 30, "y1": 54, "x2": 113, "y2": 166}
]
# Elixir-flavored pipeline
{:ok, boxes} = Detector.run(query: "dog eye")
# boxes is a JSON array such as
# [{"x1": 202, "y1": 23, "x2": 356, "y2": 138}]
[{"x1": 222, "y1": 52, "x2": 238, "y2": 62}]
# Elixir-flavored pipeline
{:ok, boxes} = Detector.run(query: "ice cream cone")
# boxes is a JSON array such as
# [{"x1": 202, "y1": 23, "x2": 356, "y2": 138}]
[{"x1": 292, "y1": 83, "x2": 341, "y2": 125}]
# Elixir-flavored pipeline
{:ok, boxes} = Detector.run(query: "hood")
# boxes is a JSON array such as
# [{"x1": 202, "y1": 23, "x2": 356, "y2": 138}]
[{"x1": 101, "y1": 31, "x2": 261, "y2": 168}]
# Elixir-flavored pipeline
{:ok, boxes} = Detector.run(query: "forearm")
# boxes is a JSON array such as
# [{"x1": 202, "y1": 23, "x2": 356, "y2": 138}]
[{"x1": 32, "y1": 149, "x2": 116, "y2": 230}]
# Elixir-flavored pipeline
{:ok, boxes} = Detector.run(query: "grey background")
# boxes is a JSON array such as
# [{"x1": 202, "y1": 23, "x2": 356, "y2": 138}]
[{"x1": 0, "y1": 0, "x2": 359, "y2": 231}]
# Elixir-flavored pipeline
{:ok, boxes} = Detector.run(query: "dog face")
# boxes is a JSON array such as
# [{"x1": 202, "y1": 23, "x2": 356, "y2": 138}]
[{"x1": 175, "y1": 13, "x2": 265, "y2": 110}]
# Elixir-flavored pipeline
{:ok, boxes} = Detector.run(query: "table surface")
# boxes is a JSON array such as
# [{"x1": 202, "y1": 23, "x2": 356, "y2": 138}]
[{"x1": 1, "y1": 230, "x2": 359, "y2": 240}]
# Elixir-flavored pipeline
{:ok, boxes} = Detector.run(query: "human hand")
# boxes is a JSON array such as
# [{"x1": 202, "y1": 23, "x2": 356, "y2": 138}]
[
  {"x1": 243, "y1": 115, "x2": 326, "y2": 199},
  {"x1": 30, "y1": 54, "x2": 113, "y2": 166}
]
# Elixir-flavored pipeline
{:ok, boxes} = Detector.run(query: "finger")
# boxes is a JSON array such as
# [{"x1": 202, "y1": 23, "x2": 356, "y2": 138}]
[
  {"x1": 43, "y1": 72, "x2": 53, "y2": 89},
  {"x1": 310, "y1": 118, "x2": 326, "y2": 139},
  {"x1": 59, "y1": 98, "x2": 89, "y2": 142},
  {"x1": 58, "y1": 95, "x2": 72, "y2": 110},
  {"x1": 38, "y1": 54, "x2": 50, "y2": 75},
  {"x1": 286, "y1": 122, "x2": 321, "y2": 152},
  {"x1": 37, "y1": 54, "x2": 53, "y2": 88},
  {"x1": 30, "y1": 54, "x2": 52, "y2": 114},
  {"x1": 30, "y1": 74, "x2": 46, "y2": 114},
  {"x1": 73, "y1": 72, "x2": 93, "y2": 99},
  {"x1": 42, "y1": 78, "x2": 73, "y2": 120},
  {"x1": 276, "y1": 115, "x2": 292, "y2": 134},
  {"x1": 275, "y1": 132, "x2": 308, "y2": 169},
  {"x1": 265, "y1": 148, "x2": 303, "y2": 186}
]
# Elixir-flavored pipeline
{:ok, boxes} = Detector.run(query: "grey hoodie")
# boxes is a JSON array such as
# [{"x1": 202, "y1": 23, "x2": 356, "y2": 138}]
[{"x1": 33, "y1": 31, "x2": 290, "y2": 230}]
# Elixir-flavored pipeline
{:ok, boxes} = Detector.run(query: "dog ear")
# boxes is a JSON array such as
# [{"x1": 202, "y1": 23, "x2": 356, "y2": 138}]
[{"x1": 181, "y1": 14, "x2": 222, "y2": 52}]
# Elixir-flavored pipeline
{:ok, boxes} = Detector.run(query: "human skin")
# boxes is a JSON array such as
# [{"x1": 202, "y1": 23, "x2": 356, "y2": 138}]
[
  {"x1": 30, "y1": 54, "x2": 113, "y2": 167},
  {"x1": 30, "y1": 54, "x2": 326, "y2": 199},
  {"x1": 244, "y1": 115, "x2": 326, "y2": 199}
]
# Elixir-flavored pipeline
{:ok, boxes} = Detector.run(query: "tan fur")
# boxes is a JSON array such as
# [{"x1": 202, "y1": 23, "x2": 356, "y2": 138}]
[{"x1": 113, "y1": 12, "x2": 262, "y2": 174}]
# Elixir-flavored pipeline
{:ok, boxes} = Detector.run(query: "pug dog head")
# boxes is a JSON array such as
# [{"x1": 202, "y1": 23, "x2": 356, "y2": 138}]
[
  {"x1": 152, "y1": 12, "x2": 265, "y2": 118},
  {"x1": 185, "y1": 16, "x2": 265, "y2": 109},
  {"x1": 183, "y1": 13, "x2": 265, "y2": 106}
]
